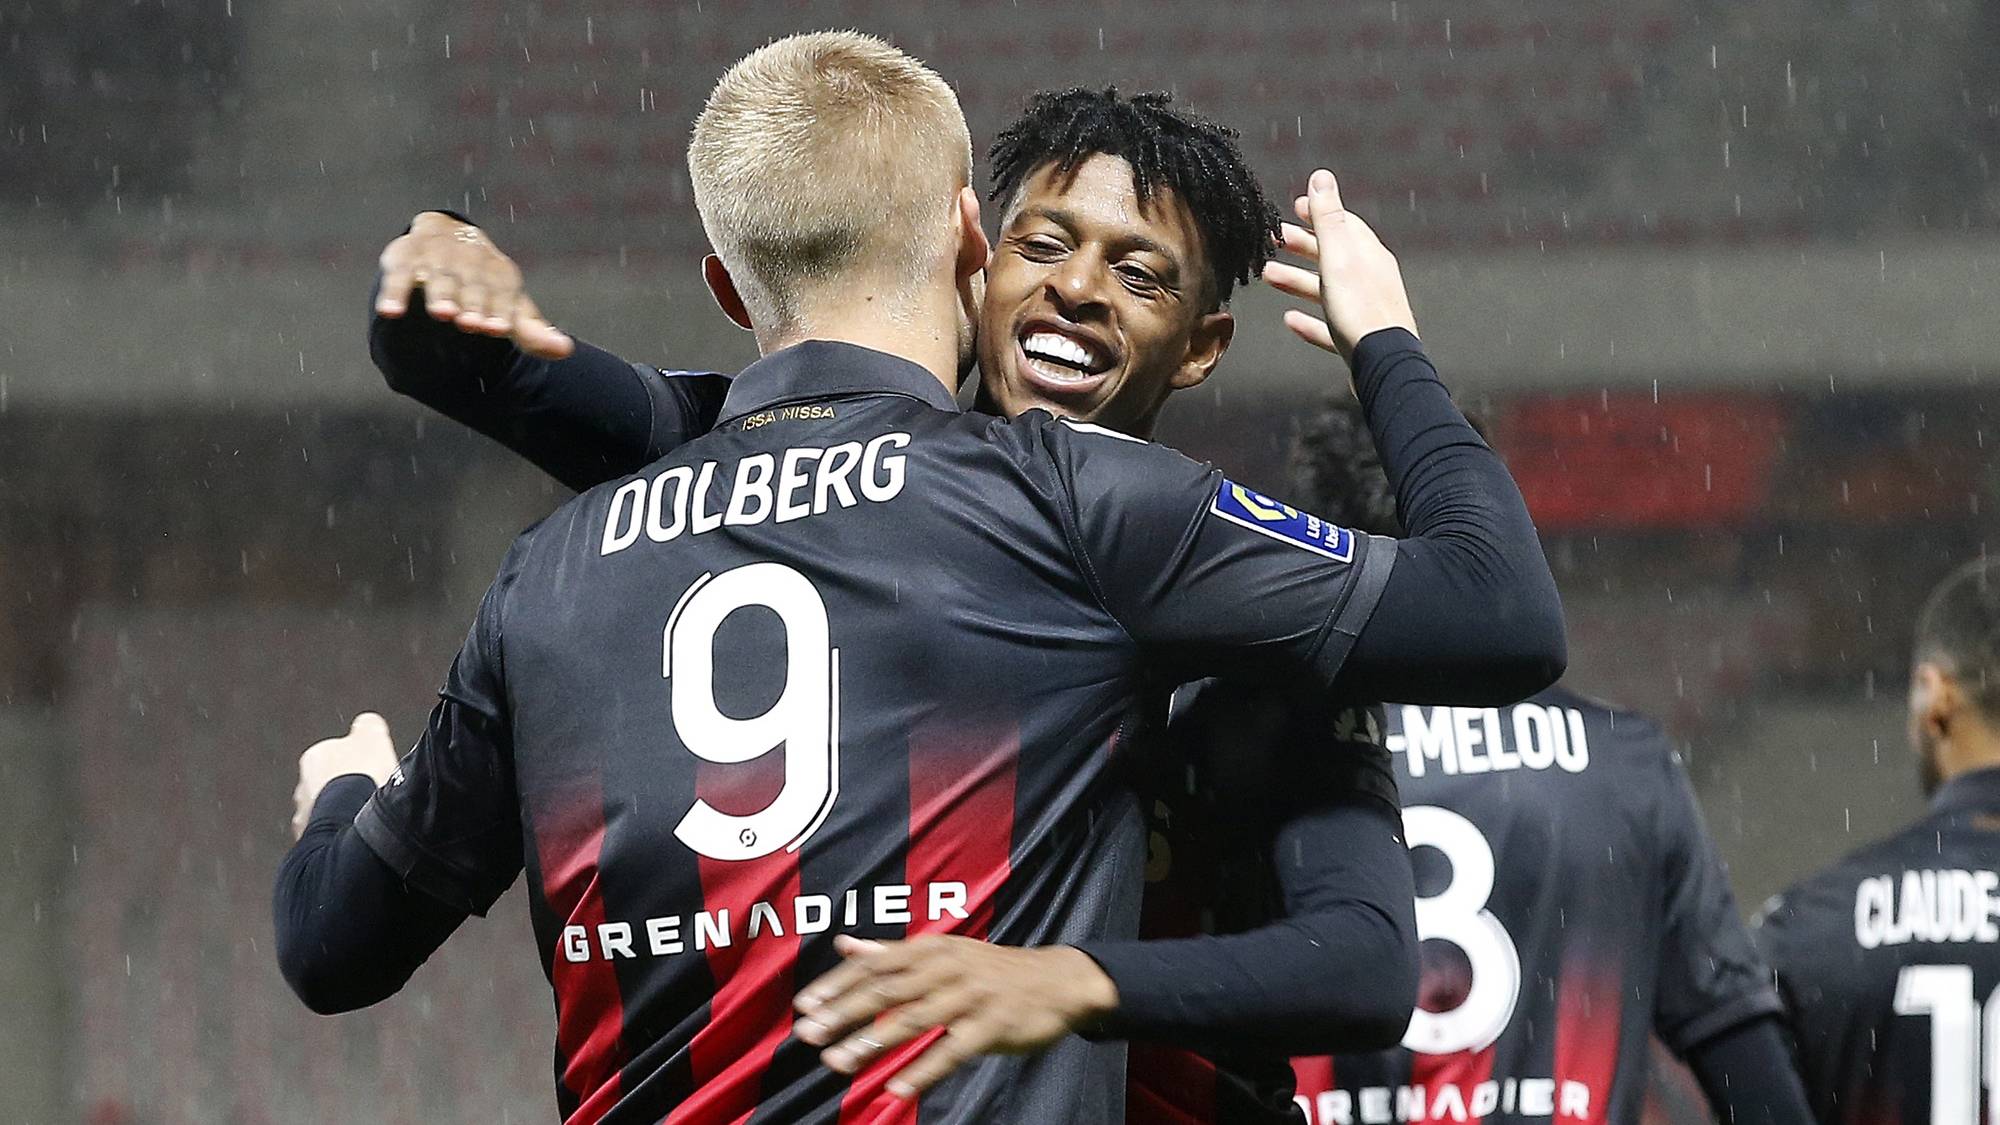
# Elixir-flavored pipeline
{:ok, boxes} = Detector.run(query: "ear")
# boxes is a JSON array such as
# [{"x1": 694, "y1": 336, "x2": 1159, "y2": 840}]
[
  {"x1": 1170, "y1": 308, "x2": 1235, "y2": 392},
  {"x1": 702, "y1": 254, "x2": 754, "y2": 332},
  {"x1": 954, "y1": 186, "x2": 990, "y2": 286},
  {"x1": 1913, "y1": 661, "x2": 1960, "y2": 741}
]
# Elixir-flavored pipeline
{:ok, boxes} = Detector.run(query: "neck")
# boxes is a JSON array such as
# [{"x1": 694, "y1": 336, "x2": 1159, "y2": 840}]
[
  {"x1": 1940, "y1": 720, "x2": 2000, "y2": 786},
  {"x1": 756, "y1": 280, "x2": 963, "y2": 398}
]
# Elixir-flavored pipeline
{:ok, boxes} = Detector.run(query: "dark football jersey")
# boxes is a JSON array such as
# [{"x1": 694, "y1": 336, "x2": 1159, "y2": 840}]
[
  {"x1": 1291, "y1": 686, "x2": 1779, "y2": 1125},
  {"x1": 1757, "y1": 767, "x2": 2000, "y2": 1125},
  {"x1": 1129, "y1": 682, "x2": 1401, "y2": 1125},
  {"x1": 353, "y1": 341, "x2": 1394, "y2": 1125}
]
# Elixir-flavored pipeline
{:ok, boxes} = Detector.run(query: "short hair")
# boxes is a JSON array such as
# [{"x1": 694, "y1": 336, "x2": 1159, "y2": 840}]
[
  {"x1": 1287, "y1": 393, "x2": 1496, "y2": 537},
  {"x1": 987, "y1": 88, "x2": 1279, "y2": 309},
  {"x1": 688, "y1": 32, "x2": 972, "y2": 331},
  {"x1": 1913, "y1": 559, "x2": 2000, "y2": 722}
]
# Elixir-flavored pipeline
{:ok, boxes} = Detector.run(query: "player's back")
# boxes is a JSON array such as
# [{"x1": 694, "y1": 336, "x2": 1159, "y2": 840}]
[
  {"x1": 1758, "y1": 767, "x2": 2000, "y2": 1125},
  {"x1": 1295, "y1": 686, "x2": 1775, "y2": 1125},
  {"x1": 478, "y1": 341, "x2": 1393, "y2": 1124}
]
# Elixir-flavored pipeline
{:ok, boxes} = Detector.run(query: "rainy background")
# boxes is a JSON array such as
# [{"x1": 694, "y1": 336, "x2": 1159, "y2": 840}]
[{"x1": 1, "y1": 0, "x2": 1997, "y2": 1120}]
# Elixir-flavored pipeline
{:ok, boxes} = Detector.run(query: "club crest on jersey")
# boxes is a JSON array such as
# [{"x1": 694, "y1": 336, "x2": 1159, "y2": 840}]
[{"x1": 1209, "y1": 478, "x2": 1355, "y2": 562}]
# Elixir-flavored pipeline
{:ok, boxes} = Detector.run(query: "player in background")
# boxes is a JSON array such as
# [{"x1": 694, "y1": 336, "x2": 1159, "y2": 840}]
[
  {"x1": 275, "y1": 38, "x2": 1563, "y2": 1125},
  {"x1": 354, "y1": 87, "x2": 1458, "y2": 1124},
  {"x1": 1757, "y1": 558, "x2": 2000, "y2": 1125},
  {"x1": 1284, "y1": 399, "x2": 1812, "y2": 1125}
]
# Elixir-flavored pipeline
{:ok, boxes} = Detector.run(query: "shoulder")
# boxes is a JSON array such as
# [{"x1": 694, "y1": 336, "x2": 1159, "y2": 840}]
[
  {"x1": 1527, "y1": 684, "x2": 1682, "y2": 775},
  {"x1": 646, "y1": 367, "x2": 732, "y2": 395},
  {"x1": 1023, "y1": 411, "x2": 1212, "y2": 476},
  {"x1": 1759, "y1": 825, "x2": 1925, "y2": 937}
]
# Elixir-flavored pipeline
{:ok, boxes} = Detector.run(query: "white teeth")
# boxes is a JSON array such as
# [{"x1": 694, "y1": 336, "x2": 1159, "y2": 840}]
[
  {"x1": 1022, "y1": 331, "x2": 1099, "y2": 371},
  {"x1": 1025, "y1": 356, "x2": 1092, "y2": 384}
]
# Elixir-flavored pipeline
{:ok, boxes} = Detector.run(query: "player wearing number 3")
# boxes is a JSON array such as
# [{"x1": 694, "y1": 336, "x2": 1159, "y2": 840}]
[
  {"x1": 271, "y1": 34, "x2": 1564, "y2": 1124},
  {"x1": 1283, "y1": 401, "x2": 1811, "y2": 1125},
  {"x1": 1757, "y1": 558, "x2": 2000, "y2": 1125}
]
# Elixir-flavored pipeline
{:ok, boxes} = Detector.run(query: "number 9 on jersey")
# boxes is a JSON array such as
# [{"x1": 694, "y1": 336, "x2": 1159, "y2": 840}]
[{"x1": 664, "y1": 563, "x2": 841, "y2": 861}]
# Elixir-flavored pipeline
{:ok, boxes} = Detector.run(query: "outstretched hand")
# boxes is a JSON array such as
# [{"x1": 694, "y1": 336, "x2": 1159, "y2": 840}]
[
  {"x1": 792, "y1": 933, "x2": 1118, "y2": 1099},
  {"x1": 375, "y1": 211, "x2": 573, "y2": 359},
  {"x1": 1260, "y1": 169, "x2": 1418, "y2": 361},
  {"x1": 291, "y1": 712, "x2": 399, "y2": 839}
]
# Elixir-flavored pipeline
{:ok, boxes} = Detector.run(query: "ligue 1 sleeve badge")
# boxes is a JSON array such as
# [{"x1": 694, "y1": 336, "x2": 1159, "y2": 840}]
[{"x1": 1209, "y1": 478, "x2": 1357, "y2": 562}]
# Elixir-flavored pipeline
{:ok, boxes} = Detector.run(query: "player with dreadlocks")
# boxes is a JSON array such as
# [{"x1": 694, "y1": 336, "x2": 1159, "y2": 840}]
[{"x1": 334, "y1": 84, "x2": 1562, "y2": 1120}]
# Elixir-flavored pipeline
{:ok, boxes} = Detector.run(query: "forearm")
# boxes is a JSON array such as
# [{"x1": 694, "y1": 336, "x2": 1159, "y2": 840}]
[
  {"x1": 369, "y1": 288, "x2": 671, "y2": 492},
  {"x1": 1338, "y1": 328, "x2": 1565, "y2": 703},
  {"x1": 1684, "y1": 1015, "x2": 1814, "y2": 1125},
  {"x1": 272, "y1": 775, "x2": 466, "y2": 1014},
  {"x1": 1073, "y1": 798, "x2": 1417, "y2": 1053}
]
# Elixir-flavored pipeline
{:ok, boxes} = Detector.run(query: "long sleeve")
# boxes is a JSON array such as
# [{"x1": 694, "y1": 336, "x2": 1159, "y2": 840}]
[
  {"x1": 1683, "y1": 1015, "x2": 1815, "y2": 1125},
  {"x1": 369, "y1": 278, "x2": 730, "y2": 493},
  {"x1": 272, "y1": 775, "x2": 468, "y2": 1014},
  {"x1": 1071, "y1": 690, "x2": 1418, "y2": 1054},
  {"x1": 1336, "y1": 328, "x2": 1566, "y2": 704}
]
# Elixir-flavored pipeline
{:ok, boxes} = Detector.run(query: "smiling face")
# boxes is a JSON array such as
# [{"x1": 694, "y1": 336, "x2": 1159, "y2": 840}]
[{"x1": 976, "y1": 154, "x2": 1234, "y2": 438}]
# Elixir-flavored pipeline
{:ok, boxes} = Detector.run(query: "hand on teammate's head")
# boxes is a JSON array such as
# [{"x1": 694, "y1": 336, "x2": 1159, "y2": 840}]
[
  {"x1": 1260, "y1": 169, "x2": 1420, "y2": 363},
  {"x1": 290, "y1": 712, "x2": 400, "y2": 839},
  {"x1": 375, "y1": 211, "x2": 574, "y2": 360}
]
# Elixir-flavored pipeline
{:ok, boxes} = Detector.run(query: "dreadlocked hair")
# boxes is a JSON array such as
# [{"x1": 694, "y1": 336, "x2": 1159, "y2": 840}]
[
  {"x1": 987, "y1": 87, "x2": 1280, "y2": 307},
  {"x1": 1288, "y1": 394, "x2": 1404, "y2": 537},
  {"x1": 1288, "y1": 393, "x2": 1496, "y2": 538}
]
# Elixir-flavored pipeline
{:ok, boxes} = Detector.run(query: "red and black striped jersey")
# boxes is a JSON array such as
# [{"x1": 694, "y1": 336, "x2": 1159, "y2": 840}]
[
  {"x1": 1757, "y1": 767, "x2": 2000, "y2": 1125},
  {"x1": 1124, "y1": 682, "x2": 1403, "y2": 1125},
  {"x1": 354, "y1": 341, "x2": 1392, "y2": 1124},
  {"x1": 1292, "y1": 687, "x2": 1779, "y2": 1125}
]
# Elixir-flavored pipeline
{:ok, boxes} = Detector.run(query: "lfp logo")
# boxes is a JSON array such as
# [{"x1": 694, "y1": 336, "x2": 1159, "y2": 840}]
[{"x1": 1208, "y1": 479, "x2": 1356, "y2": 562}]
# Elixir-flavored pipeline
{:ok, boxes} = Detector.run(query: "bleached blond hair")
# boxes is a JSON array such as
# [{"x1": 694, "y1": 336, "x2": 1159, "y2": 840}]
[{"x1": 688, "y1": 31, "x2": 973, "y2": 332}]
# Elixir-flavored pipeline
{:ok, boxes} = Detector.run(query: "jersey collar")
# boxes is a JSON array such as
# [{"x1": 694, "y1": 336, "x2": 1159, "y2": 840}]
[
  {"x1": 1929, "y1": 766, "x2": 2000, "y2": 818},
  {"x1": 717, "y1": 340, "x2": 960, "y2": 426}
]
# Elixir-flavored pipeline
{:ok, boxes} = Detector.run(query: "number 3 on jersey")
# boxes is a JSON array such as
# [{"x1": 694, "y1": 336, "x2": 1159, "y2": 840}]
[
  {"x1": 664, "y1": 563, "x2": 840, "y2": 861},
  {"x1": 1402, "y1": 805, "x2": 1523, "y2": 1055}
]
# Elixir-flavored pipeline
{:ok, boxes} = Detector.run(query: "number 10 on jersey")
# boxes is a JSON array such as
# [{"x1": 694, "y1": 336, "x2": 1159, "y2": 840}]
[
  {"x1": 1895, "y1": 964, "x2": 2000, "y2": 1125},
  {"x1": 664, "y1": 563, "x2": 841, "y2": 861}
]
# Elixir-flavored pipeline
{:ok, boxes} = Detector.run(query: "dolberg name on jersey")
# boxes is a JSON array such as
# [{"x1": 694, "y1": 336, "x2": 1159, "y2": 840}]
[
  {"x1": 601, "y1": 432, "x2": 910, "y2": 554},
  {"x1": 1853, "y1": 867, "x2": 2000, "y2": 949},
  {"x1": 1384, "y1": 703, "x2": 1592, "y2": 778}
]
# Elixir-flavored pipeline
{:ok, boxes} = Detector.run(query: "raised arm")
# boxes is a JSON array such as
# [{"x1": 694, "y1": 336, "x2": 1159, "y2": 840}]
[
  {"x1": 370, "y1": 211, "x2": 730, "y2": 492},
  {"x1": 1263, "y1": 170, "x2": 1564, "y2": 703}
]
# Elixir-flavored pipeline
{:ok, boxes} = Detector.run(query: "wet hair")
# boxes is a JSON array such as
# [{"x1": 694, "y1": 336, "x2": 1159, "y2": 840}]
[
  {"x1": 987, "y1": 87, "x2": 1279, "y2": 308},
  {"x1": 1287, "y1": 393, "x2": 1495, "y2": 537},
  {"x1": 1913, "y1": 559, "x2": 2000, "y2": 722}
]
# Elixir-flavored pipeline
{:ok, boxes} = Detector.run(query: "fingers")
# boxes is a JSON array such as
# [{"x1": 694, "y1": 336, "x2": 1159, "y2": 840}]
[
  {"x1": 450, "y1": 282, "x2": 506, "y2": 335},
  {"x1": 375, "y1": 258, "x2": 417, "y2": 318},
  {"x1": 421, "y1": 270, "x2": 462, "y2": 320},
  {"x1": 1282, "y1": 309, "x2": 1341, "y2": 355},
  {"x1": 1262, "y1": 260, "x2": 1321, "y2": 304},
  {"x1": 1279, "y1": 222, "x2": 1319, "y2": 260},
  {"x1": 886, "y1": 1026, "x2": 985, "y2": 1099},
  {"x1": 376, "y1": 217, "x2": 555, "y2": 347},
  {"x1": 820, "y1": 989, "x2": 970, "y2": 1074},
  {"x1": 1306, "y1": 167, "x2": 1345, "y2": 219},
  {"x1": 795, "y1": 942, "x2": 929, "y2": 1045},
  {"x1": 510, "y1": 296, "x2": 575, "y2": 360},
  {"x1": 350, "y1": 712, "x2": 390, "y2": 740}
]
